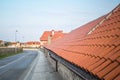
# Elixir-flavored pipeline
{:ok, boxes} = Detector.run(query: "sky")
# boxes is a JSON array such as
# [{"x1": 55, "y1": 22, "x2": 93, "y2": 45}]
[{"x1": 0, "y1": 0, "x2": 120, "y2": 42}]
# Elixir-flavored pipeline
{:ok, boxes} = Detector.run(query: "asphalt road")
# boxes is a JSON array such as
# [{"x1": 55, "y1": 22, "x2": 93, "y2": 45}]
[{"x1": 0, "y1": 49, "x2": 38, "y2": 80}]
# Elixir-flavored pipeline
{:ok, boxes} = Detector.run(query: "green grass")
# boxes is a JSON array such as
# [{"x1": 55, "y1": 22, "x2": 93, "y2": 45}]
[{"x1": 0, "y1": 51, "x2": 23, "y2": 59}]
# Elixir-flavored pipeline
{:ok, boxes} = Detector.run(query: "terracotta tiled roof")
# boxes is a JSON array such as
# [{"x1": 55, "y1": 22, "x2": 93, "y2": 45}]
[
  {"x1": 11, "y1": 42, "x2": 17, "y2": 45},
  {"x1": 46, "y1": 4, "x2": 120, "y2": 80},
  {"x1": 26, "y1": 41, "x2": 40, "y2": 45},
  {"x1": 40, "y1": 31, "x2": 51, "y2": 41},
  {"x1": 52, "y1": 32, "x2": 65, "y2": 41},
  {"x1": 0, "y1": 40, "x2": 3, "y2": 43},
  {"x1": 40, "y1": 30, "x2": 66, "y2": 41}
]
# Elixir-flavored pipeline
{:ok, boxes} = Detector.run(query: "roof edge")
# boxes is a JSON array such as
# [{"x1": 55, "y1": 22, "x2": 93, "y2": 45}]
[
  {"x1": 46, "y1": 48, "x2": 101, "y2": 80},
  {"x1": 87, "y1": 3, "x2": 120, "y2": 35}
]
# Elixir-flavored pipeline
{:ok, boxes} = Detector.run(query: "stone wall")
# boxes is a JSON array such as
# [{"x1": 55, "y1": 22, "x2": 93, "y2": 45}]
[
  {"x1": 0, "y1": 47, "x2": 23, "y2": 56},
  {"x1": 58, "y1": 62, "x2": 83, "y2": 80},
  {"x1": 43, "y1": 48, "x2": 83, "y2": 80},
  {"x1": 48, "y1": 53, "x2": 56, "y2": 69}
]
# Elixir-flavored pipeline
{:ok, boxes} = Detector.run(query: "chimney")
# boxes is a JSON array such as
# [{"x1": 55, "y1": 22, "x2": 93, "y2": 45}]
[
  {"x1": 51, "y1": 30, "x2": 54, "y2": 36},
  {"x1": 58, "y1": 30, "x2": 63, "y2": 33},
  {"x1": 48, "y1": 35, "x2": 52, "y2": 45}
]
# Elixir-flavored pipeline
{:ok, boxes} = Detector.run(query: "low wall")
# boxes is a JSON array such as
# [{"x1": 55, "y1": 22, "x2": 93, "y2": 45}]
[
  {"x1": 43, "y1": 48, "x2": 83, "y2": 80},
  {"x1": 58, "y1": 62, "x2": 83, "y2": 80},
  {"x1": 0, "y1": 47, "x2": 23, "y2": 56}
]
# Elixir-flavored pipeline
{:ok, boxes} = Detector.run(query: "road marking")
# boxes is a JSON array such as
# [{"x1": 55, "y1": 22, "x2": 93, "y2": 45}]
[
  {"x1": 0, "y1": 54, "x2": 28, "y2": 69},
  {"x1": 23, "y1": 50, "x2": 39, "y2": 80}
]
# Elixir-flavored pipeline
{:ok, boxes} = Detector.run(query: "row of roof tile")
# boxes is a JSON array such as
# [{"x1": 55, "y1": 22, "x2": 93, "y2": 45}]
[{"x1": 45, "y1": 4, "x2": 120, "y2": 80}]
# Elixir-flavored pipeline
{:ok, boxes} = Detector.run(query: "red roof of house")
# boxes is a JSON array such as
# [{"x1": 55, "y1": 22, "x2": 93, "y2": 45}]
[
  {"x1": 51, "y1": 31, "x2": 66, "y2": 41},
  {"x1": 40, "y1": 30, "x2": 66, "y2": 41},
  {"x1": 40, "y1": 31, "x2": 51, "y2": 41},
  {"x1": 11, "y1": 42, "x2": 17, "y2": 45},
  {"x1": 0, "y1": 40, "x2": 3, "y2": 43},
  {"x1": 46, "y1": 4, "x2": 120, "y2": 80},
  {"x1": 26, "y1": 41, "x2": 40, "y2": 45}
]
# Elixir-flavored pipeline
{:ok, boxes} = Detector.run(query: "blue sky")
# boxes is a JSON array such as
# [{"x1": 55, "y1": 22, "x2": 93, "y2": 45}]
[{"x1": 0, "y1": 0, "x2": 120, "y2": 42}]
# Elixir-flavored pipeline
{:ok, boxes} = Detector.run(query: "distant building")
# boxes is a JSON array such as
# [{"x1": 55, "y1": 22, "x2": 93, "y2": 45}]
[
  {"x1": 8, "y1": 41, "x2": 40, "y2": 48},
  {"x1": 0, "y1": 40, "x2": 4, "y2": 46},
  {"x1": 24, "y1": 41, "x2": 40, "y2": 48},
  {"x1": 20, "y1": 42, "x2": 26, "y2": 48},
  {"x1": 40, "y1": 30, "x2": 66, "y2": 47},
  {"x1": 9, "y1": 42, "x2": 20, "y2": 47}
]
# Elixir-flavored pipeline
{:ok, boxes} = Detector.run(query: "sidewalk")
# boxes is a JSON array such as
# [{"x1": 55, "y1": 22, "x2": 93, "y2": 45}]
[{"x1": 31, "y1": 51, "x2": 64, "y2": 80}]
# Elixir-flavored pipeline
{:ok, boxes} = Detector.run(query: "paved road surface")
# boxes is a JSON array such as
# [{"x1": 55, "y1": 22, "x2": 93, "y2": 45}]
[{"x1": 0, "y1": 49, "x2": 38, "y2": 80}]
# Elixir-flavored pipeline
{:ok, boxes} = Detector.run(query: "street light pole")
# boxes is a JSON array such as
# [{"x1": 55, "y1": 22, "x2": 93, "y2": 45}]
[
  {"x1": 15, "y1": 30, "x2": 18, "y2": 53},
  {"x1": 15, "y1": 30, "x2": 18, "y2": 42},
  {"x1": 22, "y1": 36, "x2": 24, "y2": 48},
  {"x1": 22, "y1": 36, "x2": 24, "y2": 42}
]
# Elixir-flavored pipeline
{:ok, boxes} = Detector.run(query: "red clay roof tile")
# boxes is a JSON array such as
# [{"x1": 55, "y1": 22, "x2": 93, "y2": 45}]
[
  {"x1": 92, "y1": 60, "x2": 111, "y2": 74},
  {"x1": 114, "y1": 74, "x2": 120, "y2": 80},
  {"x1": 87, "y1": 58, "x2": 106, "y2": 71},
  {"x1": 96, "y1": 61, "x2": 119, "y2": 78},
  {"x1": 45, "y1": 4, "x2": 120, "y2": 80},
  {"x1": 116, "y1": 56, "x2": 120, "y2": 63},
  {"x1": 105, "y1": 46, "x2": 120, "y2": 59},
  {"x1": 40, "y1": 31, "x2": 51, "y2": 41},
  {"x1": 109, "y1": 50, "x2": 120, "y2": 61},
  {"x1": 104, "y1": 65, "x2": 120, "y2": 80}
]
